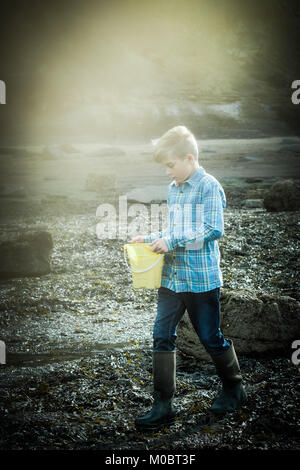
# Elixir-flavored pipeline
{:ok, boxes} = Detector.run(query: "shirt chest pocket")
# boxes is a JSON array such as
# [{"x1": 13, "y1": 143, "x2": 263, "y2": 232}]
[{"x1": 169, "y1": 203, "x2": 204, "y2": 243}]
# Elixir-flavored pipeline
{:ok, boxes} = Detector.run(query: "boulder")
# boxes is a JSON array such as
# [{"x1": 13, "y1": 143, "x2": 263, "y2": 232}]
[
  {"x1": 177, "y1": 288, "x2": 300, "y2": 361},
  {"x1": 124, "y1": 185, "x2": 167, "y2": 203},
  {"x1": 41, "y1": 145, "x2": 81, "y2": 159},
  {"x1": 59, "y1": 143, "x2": 79, "y2": 153},
  {"x1": 263, "y1": 179, "x2": 300, "y2": 212},
  {"x1": 278, "y1": 144, "x2": 300, "y2": 154},
  {"x1": 42, "y1": 146, "x2": 66, "y2": 159},
  {"x1": 85, "y1": 173, "x2": 117, "y2": 194},
  {"x1": 244, "y1": 178, "x2": 264, "y2": 184},
  {"x1": 0, "y1": 184, "x2": 27, "y2": 198},
  {"x1": 0, "y1": 231, "x2": 53, "y2": 278}
]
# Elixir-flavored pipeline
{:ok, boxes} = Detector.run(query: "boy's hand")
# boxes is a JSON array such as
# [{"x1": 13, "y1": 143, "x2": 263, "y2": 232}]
[
  {"x1": 150, "y1": 238, "x2": 169, "y2": 254},
  {"x1": 129, "y1": 236, "x2": 144, "y2": 243}
]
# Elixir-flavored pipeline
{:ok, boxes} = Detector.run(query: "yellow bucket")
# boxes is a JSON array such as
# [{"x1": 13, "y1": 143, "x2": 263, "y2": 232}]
[{"x1": 124, "y1": 243, "x2": 164, "y2": 289}]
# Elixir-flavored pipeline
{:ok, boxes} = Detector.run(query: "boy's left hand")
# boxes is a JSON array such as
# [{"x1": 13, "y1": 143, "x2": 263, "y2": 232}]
[{"x1": 150, "y1": 238, "x2": 169, "y2": 254}]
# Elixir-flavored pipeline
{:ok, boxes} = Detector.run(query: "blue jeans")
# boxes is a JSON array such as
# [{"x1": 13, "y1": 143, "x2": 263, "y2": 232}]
[{"x1": 153, "y1": 286, "x2": 230, "y2": 357}]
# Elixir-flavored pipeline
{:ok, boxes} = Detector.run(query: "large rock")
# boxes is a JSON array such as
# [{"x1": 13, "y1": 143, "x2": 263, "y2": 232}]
[
  {"x1": 263, "y1": 179, "x2": 300, "y2": 212},
  {"x1": 0, "y1": 231, "x2": 53, "y2": 278},
  {"x1": 42, "y1": 146, "x2": 66, "y2": 159},
  {"x1": 0, "y1": 184, "x2": 27, "y2": 198},
  {"x1": 41, "y1": 145, "x2": 82, "y2": 159},
  {"x1": 85, "y1": 173, "x2": 117, "y2": 194},
  {"x1": 125, "y1": 185, "x2": 167, "y2": 203},
  {"x1": 177, "y1": 288, "x2": 300, "y2": 361}
]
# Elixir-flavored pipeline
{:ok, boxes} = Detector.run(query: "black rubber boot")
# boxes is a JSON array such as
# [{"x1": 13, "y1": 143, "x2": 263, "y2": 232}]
[
  {"x1": 211, "y1": 340, "x2": 247, "y2": 415},
  {"x1": 135, "y1": 351, "x2": 176, "y2": 431}
]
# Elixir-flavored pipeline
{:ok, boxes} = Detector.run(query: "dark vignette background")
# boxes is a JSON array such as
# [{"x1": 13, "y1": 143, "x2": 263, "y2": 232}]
[
  {"x1": 0, "y1": 1, "x2": 300, "y2": 454},
  {"x1": 0, "y1": 0, "x2": 300, "y2": 146}
]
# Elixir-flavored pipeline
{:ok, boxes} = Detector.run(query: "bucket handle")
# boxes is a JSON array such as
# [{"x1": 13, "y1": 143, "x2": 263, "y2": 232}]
[{"x1": 124, "y1": 245, "x2": 163, "y2": 274}]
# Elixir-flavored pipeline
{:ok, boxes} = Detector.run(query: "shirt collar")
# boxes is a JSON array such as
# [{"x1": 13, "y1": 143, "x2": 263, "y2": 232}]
[{"x1": 171, "y1": 166, "x2": 206, "y2": 187}]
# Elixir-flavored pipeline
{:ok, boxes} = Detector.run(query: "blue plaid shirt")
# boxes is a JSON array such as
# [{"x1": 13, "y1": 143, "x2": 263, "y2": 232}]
[{"x1": 142, "y1": 166, "x2": 226, "y2": 293}]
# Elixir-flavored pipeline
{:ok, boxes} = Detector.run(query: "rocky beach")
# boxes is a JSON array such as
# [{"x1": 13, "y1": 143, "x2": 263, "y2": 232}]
[
  {"x1": 0, "y1": 138, "x2": 299, "y2": 452},
  {"x1": 0, "y1": 0, "x2": 300, "y2": 457}
]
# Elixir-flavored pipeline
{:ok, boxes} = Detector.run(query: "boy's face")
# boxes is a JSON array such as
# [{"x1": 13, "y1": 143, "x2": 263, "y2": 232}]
[{"x1": 162, "y1": 154, "x2": 195, "y2": 185}]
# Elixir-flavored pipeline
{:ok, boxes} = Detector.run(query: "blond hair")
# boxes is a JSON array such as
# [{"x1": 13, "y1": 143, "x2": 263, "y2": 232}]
[{"x1": 152, "y1": 125, "x2": 198, "y2": 163}]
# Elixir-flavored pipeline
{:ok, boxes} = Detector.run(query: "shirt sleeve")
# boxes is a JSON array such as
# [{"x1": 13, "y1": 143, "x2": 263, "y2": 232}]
[
  {"x1": 141, "y1": 228, "x2": 170, "y2": 244},
  {"x1": 163, "y1": 181, "x2": 226, "y2": 251}
]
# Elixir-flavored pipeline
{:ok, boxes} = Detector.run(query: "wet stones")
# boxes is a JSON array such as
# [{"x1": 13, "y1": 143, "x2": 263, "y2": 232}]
[
  {"x1": 241, "y1": 199, "x2": 265, "y2": 209},
  {"x1": 0, "y1": 231, "x2": 53, "y2": 278}
]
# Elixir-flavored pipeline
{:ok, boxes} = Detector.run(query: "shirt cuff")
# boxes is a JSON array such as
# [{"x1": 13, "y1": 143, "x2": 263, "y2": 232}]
[
  {"x1": 141, "y1": 234, "x2": 154, "y2": 244},
  {"x1": 163, "y1": 236, "x2": 174, "y2": 251}
]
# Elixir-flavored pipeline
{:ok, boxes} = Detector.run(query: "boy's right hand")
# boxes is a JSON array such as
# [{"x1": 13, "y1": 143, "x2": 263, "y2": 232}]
[{"x1": 129, "y1": 236, "x2": 144, "y2": 243}]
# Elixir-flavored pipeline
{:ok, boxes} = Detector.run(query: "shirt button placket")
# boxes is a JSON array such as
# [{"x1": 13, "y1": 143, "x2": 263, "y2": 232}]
[{"x1": 174, "y1": 184, "x2": 183, "y2": 283}]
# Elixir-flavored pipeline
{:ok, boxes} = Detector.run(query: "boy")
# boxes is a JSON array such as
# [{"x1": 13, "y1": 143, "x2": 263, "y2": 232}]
[{"x1": 130, "y1": 126, "x2": 246, "y2": 431}]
